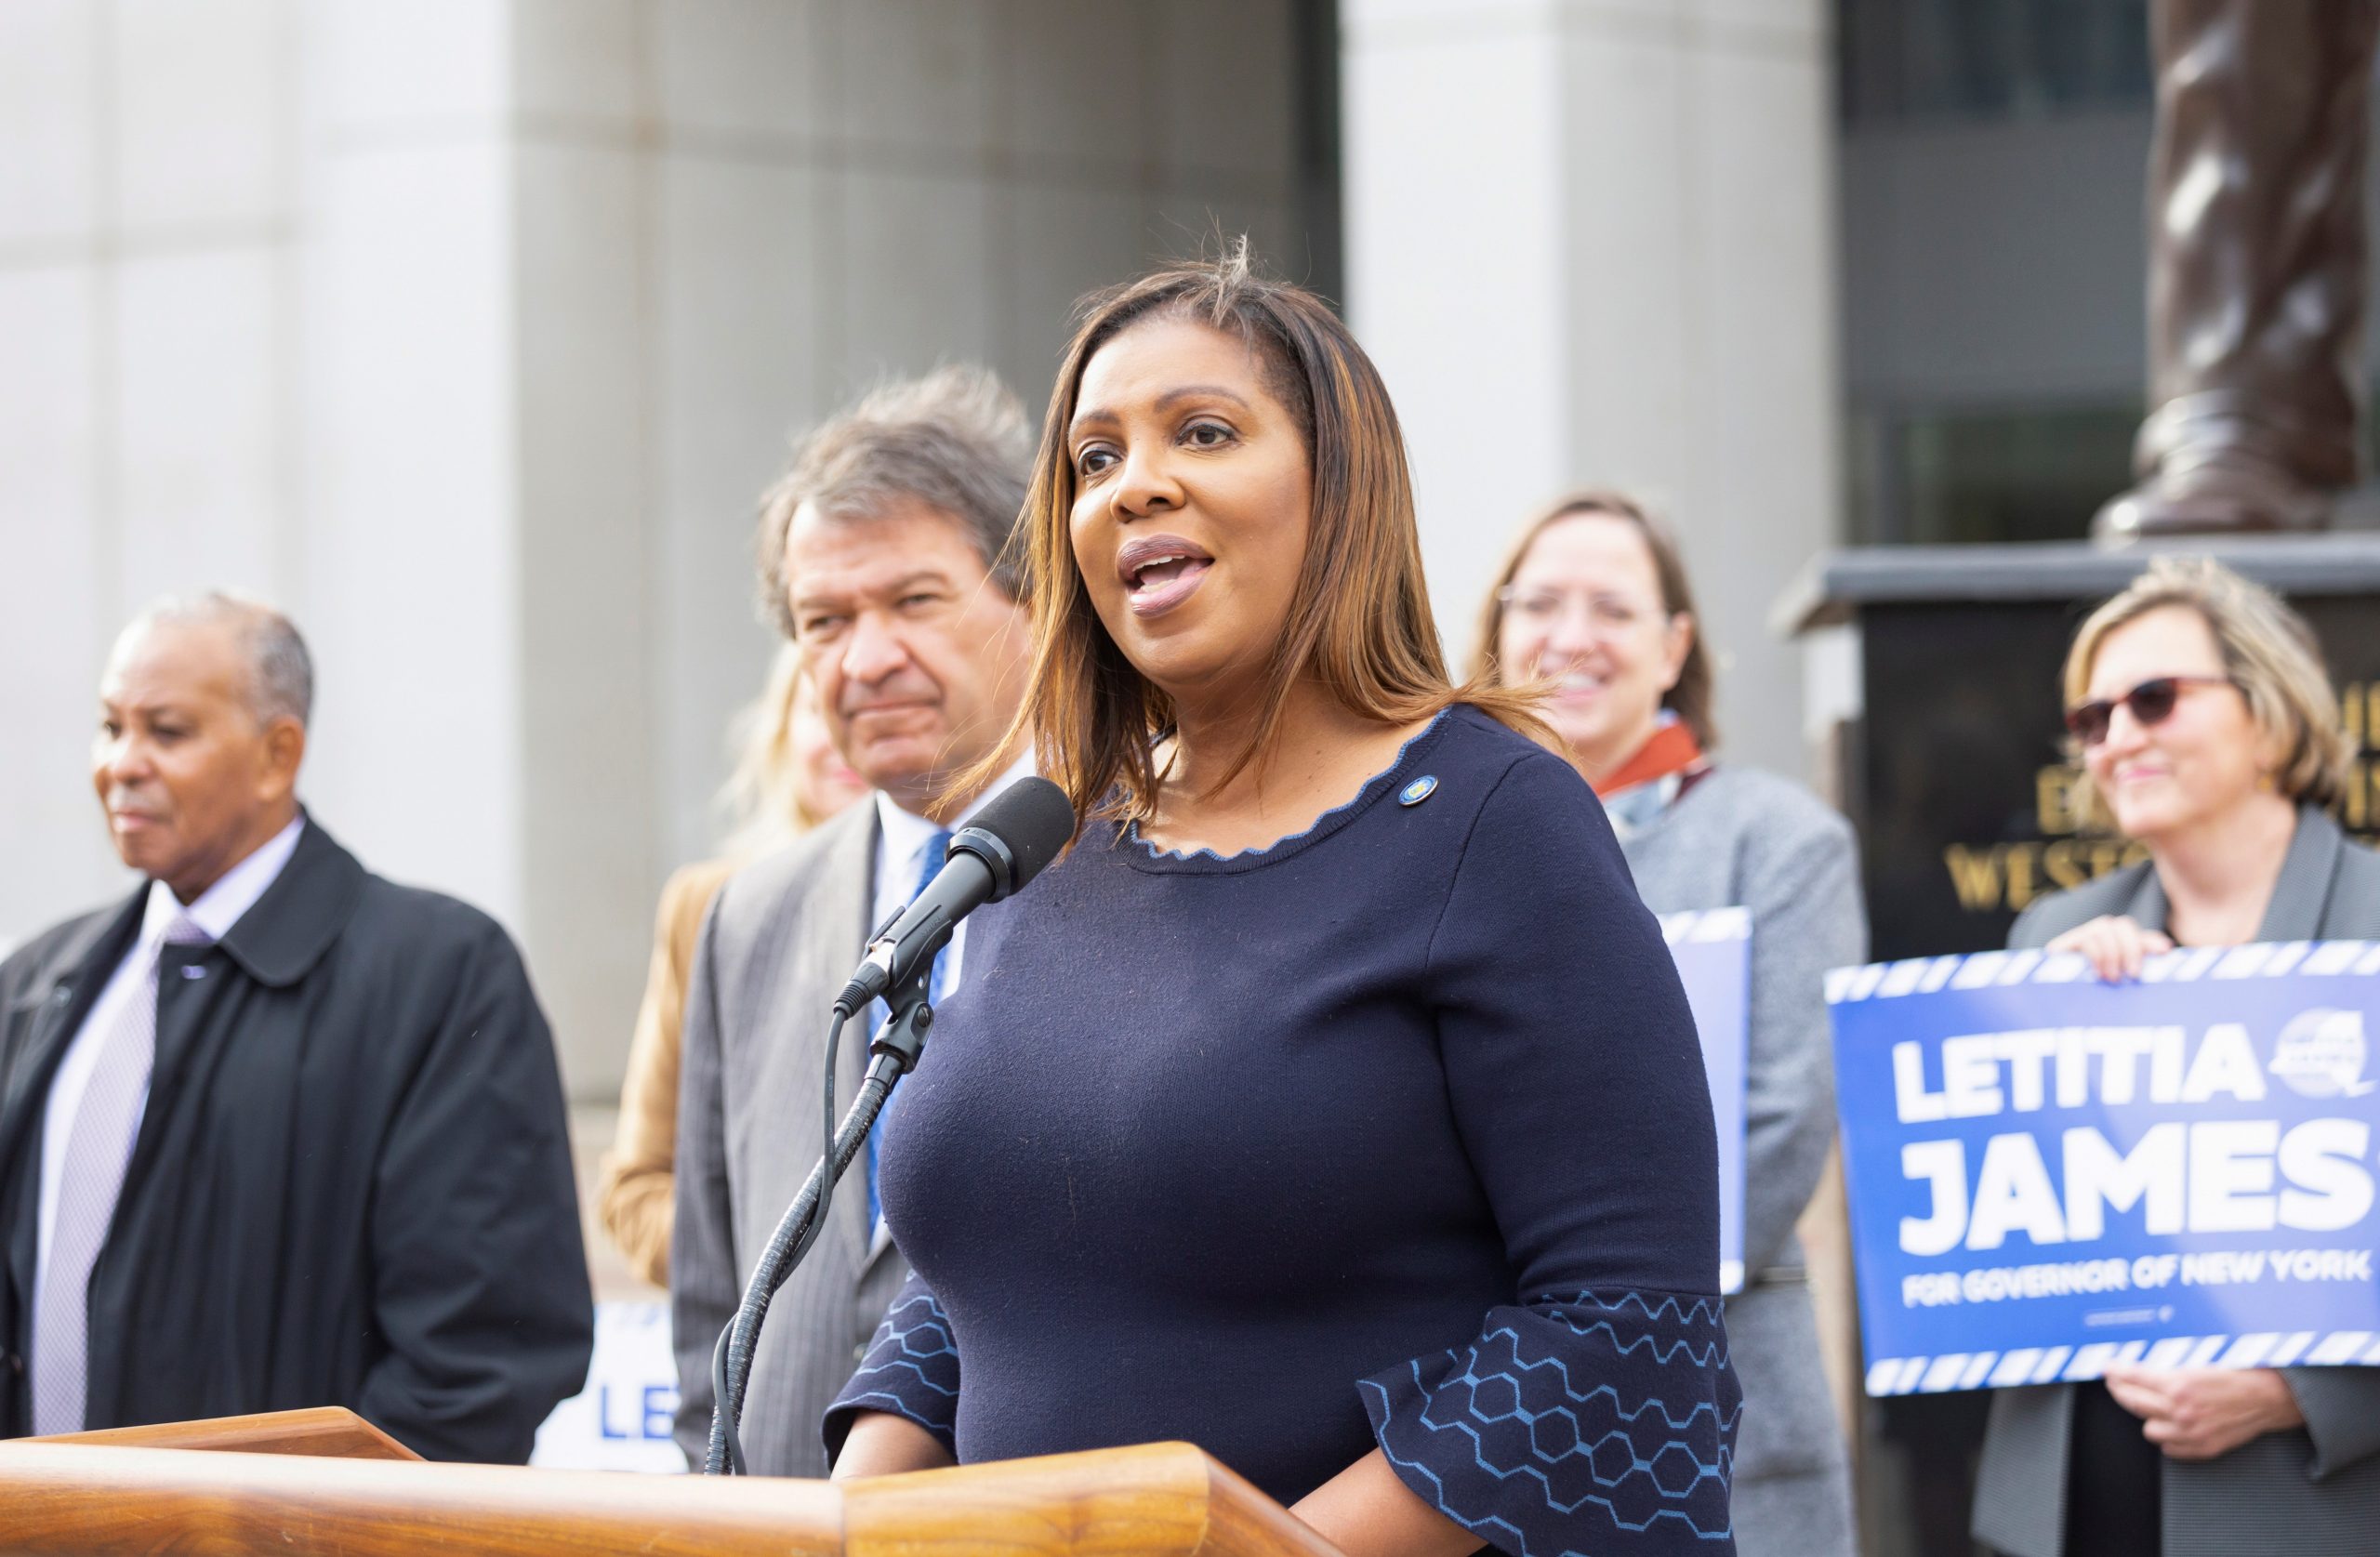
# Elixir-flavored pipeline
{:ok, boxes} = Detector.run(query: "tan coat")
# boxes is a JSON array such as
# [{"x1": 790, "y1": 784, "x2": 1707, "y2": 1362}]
[{"x1": 597, "y1": 856, "x2": 739, "y2": 1288}]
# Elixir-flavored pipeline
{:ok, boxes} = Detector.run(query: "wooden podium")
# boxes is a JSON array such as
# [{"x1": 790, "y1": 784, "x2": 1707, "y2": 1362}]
[{"x1": 0, "y1": 1408, "x2": 1343, "y2": 1556}]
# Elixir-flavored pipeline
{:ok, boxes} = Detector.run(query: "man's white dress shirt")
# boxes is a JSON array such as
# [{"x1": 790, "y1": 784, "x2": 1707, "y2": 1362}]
[{"x1": 34, "y1": 814, "x2": 306, "y2": 1296}]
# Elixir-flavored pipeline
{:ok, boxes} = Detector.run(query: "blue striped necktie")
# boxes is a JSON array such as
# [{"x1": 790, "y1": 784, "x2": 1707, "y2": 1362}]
[{"x1": 867, "y1": 830, "x2": 953, "y2": 1234}]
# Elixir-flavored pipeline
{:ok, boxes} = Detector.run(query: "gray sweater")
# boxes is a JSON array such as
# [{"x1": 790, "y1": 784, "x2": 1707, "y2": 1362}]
[{"x1": 1619, "y1": 764, "x2": 1864, "y2": 1555}]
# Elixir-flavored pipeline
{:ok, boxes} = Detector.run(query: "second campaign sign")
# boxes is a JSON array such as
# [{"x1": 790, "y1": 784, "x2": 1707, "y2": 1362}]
[
  {"x1": 1660, "y1": 908, "x2": 1750, "y2": 1297},
  {"x1": 1829, "y1": 941, "x2": 2380, "y2": 1395}
]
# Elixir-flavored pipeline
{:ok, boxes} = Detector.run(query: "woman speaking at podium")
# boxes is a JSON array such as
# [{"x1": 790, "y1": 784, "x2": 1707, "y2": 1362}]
[{"x1": 822, "y1": 247, "x2": 1741, "y2": 1557}]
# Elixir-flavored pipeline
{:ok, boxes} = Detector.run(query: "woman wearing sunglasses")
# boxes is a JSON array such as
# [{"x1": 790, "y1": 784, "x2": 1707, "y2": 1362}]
[{"x1": 1972, "y1": 556, "x2": 2380, "y2": 1557}]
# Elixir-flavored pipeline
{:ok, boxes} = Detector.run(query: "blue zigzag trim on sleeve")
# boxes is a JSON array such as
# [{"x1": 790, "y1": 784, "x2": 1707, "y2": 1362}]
[
  {"x1": 1360, "y1": 1289, "x2": 1742, "y2": 1556},
  {"x1": 825, "y1": 1287, "x2": 961, "y2": 1454},
  {"x1": 1545, "y1": 1289, "x2": 1727, "y2": 1326}
]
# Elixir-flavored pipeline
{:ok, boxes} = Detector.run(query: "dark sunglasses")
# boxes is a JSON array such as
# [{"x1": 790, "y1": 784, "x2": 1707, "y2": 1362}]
[{"x1": 2062, "y1": 675, "x2": 2235, "y2": 746}]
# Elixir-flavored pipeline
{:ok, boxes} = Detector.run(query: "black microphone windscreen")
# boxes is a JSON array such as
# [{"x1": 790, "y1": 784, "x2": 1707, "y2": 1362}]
[{"x1": 968, "y1": 776, "x2": 1076, "y2": 891}]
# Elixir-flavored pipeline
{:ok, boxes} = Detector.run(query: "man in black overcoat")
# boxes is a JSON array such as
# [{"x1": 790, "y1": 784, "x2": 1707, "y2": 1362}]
[{"x1": 0, "y1": 595, "x2": 592, "y2": 1462}]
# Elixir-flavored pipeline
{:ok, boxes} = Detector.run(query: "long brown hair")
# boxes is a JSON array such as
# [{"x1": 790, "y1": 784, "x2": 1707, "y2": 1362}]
[
  {"x1": 972, "y1": 243, "x2": 1548, "y2": 829},
  {"x1": 1469, "y1": 490, "x2": 1719, "y2": 750}
]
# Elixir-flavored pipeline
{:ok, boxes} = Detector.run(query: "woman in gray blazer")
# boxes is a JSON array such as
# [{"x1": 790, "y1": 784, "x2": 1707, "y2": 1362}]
[
  {"x1": 1477, "y1": 492, "x2": 1860, "y2": 1557},
  {"x1": 1973, "y1": 556, "x2": 2380, "y2": 1557}
]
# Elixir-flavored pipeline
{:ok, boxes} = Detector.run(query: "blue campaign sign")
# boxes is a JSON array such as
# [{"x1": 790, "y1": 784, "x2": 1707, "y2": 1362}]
[
  {"x1": 1829, "y1": 941, "x2": 2380, "y2": 1396},
  {"x1": 531, "y1": 1301, "x2": 686, "y2": 1471},
  {"x1": 1660, "y1": 908, "x2": 1751, "y2": 1296}
]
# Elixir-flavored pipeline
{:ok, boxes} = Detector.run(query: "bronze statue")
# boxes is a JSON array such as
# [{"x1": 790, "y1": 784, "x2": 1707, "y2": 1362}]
[{"x1": 2097, "y1": 0, "x2": 2380, "y2": 541}]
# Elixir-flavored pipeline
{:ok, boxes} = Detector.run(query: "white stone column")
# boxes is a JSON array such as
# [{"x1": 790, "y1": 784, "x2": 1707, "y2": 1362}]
[
  {"x1": 0, "y1": 0, "x2": 309, "y2": 947},
  {"x1": 298, "y1": 0, "x2": 525, "y2": 934},
  {"x1": 1343, "y1": 0, "x2": 1840, "y2": 776},
  {"x1": 1, "y1": 0, "x2": 1320, "y2": 1104}
]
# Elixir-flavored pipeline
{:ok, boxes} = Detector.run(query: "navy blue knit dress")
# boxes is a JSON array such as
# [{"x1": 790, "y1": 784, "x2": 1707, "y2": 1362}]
[{"x1": 826, "y1": 706, "x2": 1740, "y2": 1554}]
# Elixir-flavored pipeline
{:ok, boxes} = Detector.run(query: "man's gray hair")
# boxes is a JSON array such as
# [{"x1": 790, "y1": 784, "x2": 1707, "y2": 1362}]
[
  {"x1": 120, "y1": 591, "x2": 314, "y2": 728},
  {"x1": 754, "y1": 364, "x2": 1033, "y2": 638}
]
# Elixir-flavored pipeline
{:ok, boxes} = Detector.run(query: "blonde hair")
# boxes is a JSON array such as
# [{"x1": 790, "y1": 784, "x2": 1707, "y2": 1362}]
[
  {"x1": 1468, "y1": 491, "x2": 1718, "y2": 750},
  {"x1": 717, "y1": 644, "x2": 841, "y2": 860},
  {"x1": 964, "y1": 242, "x2": 1549, "y2": 829},
  {"x1": 2064, "y1": 556, "x2": 2351, "y2": 809}
]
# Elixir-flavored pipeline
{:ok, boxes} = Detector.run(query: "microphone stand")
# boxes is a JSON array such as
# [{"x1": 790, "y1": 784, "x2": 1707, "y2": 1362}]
[{"x1": 705, "y1": 964, "x2": 938, "y2": 1475}]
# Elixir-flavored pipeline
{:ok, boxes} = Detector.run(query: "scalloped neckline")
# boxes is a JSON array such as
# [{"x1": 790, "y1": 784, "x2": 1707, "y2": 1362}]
[{"x1": 1119, "y1": 709, "x2": 1453, "y2": 870}]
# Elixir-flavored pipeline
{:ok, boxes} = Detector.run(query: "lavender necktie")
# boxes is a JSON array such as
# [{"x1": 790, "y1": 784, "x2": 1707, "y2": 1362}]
[{"x1": 31, "y1": 911, "x2": 210, "y2": 1434}]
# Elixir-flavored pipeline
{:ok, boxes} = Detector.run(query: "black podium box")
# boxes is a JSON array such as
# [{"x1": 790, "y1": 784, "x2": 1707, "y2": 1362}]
[{"x1": 1779, "y1": 536, "x2": 2380, "y2": 962}]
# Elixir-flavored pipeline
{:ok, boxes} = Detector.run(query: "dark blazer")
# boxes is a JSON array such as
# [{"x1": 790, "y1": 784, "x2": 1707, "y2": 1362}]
[
  {"x1": 670, "y1": 801, "x2": 907, "y2": 1476},
  {"x1": 1973, "y1": 805, "x2": 2380, "y2": 1557},
  {"x1": 0, "y1": 818, "x2": 593, "y2": 1462}
]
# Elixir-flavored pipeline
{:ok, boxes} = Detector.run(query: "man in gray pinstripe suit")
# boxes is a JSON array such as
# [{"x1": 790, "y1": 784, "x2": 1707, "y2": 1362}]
[{"x1": 671, "y1": 368, "x2": 1034, "y2": 1477}]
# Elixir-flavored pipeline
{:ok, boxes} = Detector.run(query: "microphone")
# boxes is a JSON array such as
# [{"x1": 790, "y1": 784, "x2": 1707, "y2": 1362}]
[
  {"x1": 705, "y1": 772, "x2": 1075, "y2": 1476},
  {"x1": 834, "y1": 775, "x2": 1075, "y2": 1016}
]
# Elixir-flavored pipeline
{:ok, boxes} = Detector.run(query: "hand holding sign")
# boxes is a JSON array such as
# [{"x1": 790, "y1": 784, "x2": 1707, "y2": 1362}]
[
  {"x1": 2100, "y1": 1362, "x2": 2304, "y2": 1459},
  {"x1": 2047, "y1": 915, "x2": 2175, "y2": 983}
]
